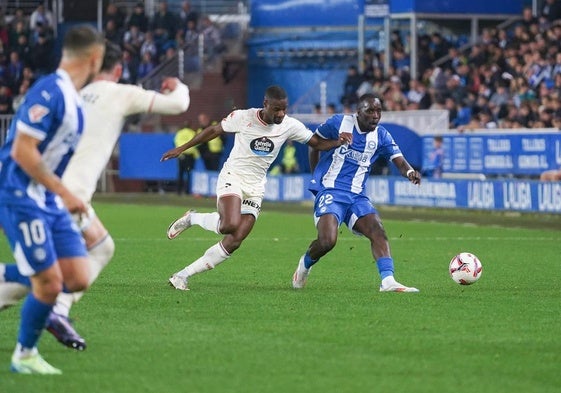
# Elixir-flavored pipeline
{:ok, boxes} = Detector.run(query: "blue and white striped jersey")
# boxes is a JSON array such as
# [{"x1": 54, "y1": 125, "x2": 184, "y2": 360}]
[
  {"x1": 309, "y1": 114, "x2": 403, "y2": 195},
  {"x1": 0, "y1": 69, "x2": 85, "y2": 209}
]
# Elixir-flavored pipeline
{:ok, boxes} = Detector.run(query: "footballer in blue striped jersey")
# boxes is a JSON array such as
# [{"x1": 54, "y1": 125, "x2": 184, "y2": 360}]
[
  {"x1": 293, "y1": 94, "x2": 422, "y2": 293},
  {"x1": 0, "y1": 25, "x2": 105, "y2": 374}
]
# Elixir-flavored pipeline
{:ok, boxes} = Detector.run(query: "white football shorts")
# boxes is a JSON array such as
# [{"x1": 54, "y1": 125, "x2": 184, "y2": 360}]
[{"x1": 216, "y1": 170, "x2": 263, "y2": 219}]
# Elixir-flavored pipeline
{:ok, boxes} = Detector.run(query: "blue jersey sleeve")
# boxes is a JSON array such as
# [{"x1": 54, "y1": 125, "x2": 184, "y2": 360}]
[
  {"x1": 14, "y1": 77, "x2": 64, "y2": 141},
  {"x1": 315, "y1": 114, "x2": 345, "y2": 140},
  {"x1": 376, "y1": 126, "x2": 402, "y2": 160}
]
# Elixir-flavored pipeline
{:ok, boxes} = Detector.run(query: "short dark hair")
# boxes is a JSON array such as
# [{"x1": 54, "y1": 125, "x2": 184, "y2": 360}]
[
  {"x1": 63, "y1": 25, "x2": 104, "y2": 55},
  {"x1": 358, "y1": 93, "x2": 381, "y2": 105},
  {"x1": 265, "y1": 85, "x2": 287, "y2": 101},
  {"x1": 101, "y1": 41, "x2": 122, "y2": 72}
]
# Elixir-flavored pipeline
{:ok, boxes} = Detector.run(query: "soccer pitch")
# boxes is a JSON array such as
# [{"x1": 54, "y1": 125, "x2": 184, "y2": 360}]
[{"x1": 1, "y1": 197, "x2": 559, "y2": 393}]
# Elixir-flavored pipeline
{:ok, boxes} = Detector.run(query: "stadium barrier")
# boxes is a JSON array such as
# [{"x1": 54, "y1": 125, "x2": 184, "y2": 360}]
[
  {"x1": 189, "y1": 171, "x2": 561, "y2": 214},
  {"x1": 422, "y1": 130, "x2": 561, "y2": 176}
]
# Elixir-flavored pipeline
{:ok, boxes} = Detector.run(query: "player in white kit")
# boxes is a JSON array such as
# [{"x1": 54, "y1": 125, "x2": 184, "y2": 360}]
[
  {"x1": 162, "y1": 85, "x2": 353, "y2": 290},
  {"x1": 0, "y1": 42, "x2": 190, "y2": 350}
]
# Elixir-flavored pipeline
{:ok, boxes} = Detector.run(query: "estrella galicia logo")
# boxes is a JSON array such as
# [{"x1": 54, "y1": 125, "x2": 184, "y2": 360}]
[{"x1": 250, "y1": 137, "x2": 274, "y2": 156}]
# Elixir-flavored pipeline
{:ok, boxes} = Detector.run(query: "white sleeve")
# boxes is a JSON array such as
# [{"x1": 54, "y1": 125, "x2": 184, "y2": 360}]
[
  {"x1": 289, "y1": 119, "x2": 313, "y2": 144},
  {"x1": 121, "y1": 82, "x2": 190, "y2": 116},
  {"x1": 220, "y1": 110, "x2": 245, "y2": 133}
]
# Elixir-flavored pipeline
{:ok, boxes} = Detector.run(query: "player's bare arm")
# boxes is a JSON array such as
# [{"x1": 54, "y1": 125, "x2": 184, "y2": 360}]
[
  {"x1": 308, "y1": 146, "x2": 320, "y2": 173},
  {"x1": 393, "y1": 156, "x2": 421, "y2": 185},
  {"x1": 11, "y1": 132, "x2": 87, "y2": 213},
  {"x1": 161, "y1": 123, "x2": 225, "y2": 161},
  {"x1": 307, "y1": 132, "x2": 352, "y2": 151}
]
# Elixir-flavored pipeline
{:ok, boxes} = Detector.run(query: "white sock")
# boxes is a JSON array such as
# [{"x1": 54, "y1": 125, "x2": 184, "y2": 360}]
[
  {"x1": 191, "y1": 212, "x2": 221, "y2": 234},
  {"x1": 12, "y1": 343, "x2": 37, "y2": 360},
  {"x1": 53, "y1": 235, "x2": 115, "y2": 317},
  {"x1": 381, "y1": 276, "x2": 398, "y2": 287},
  {"x1": 0, "y1": 282, "x2": 29, "y2": 309},
  {"x1": 176, "y1": 242, "x2": 230, "y2": 278}
]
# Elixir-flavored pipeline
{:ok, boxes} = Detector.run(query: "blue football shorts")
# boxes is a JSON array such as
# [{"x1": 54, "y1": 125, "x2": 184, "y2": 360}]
[
  {"x1": 313, "y1": 188, "x2": 378, "y2": 234},
  {"x1": 0, "y1": 204, "x2": 87, "y2": 276}
]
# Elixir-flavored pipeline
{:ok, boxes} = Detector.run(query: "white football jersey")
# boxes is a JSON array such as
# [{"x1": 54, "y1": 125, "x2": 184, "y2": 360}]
[
  {"x1": 62, "y1": 80, "x2": 189, "y2": 202},
  {"x1": 220, "y1": 108, "x2": 313, "y2": 188}
]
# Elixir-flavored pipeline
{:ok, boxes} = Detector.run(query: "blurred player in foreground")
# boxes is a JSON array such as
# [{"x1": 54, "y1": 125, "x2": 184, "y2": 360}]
[
  {"x1": 0, "y1": 25, "x2": 105, "y2": 374},
  {"x1": 0, "y1": 42, "x2": 190, "y2": 351},
  {"x1": 292, "y1": 94, "x2": 421, "y2": 292},
  {"x1": 161, "y1": 85, "x2": 352, "y2": 290}
]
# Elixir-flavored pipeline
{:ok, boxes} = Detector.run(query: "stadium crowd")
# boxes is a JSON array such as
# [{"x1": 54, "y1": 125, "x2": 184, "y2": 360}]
[
  {"x1": 0, "y1": 1, "x2": 227, "y2": 114},
  {"x1": 341, "y1": 2, "x2": 561, "y2": 131},
  {"x1": 1, "y1": 1, "x2": 560, "y2": 133}
]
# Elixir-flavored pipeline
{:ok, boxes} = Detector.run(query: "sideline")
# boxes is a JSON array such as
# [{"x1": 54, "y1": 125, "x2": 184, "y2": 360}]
[{"x1": 93, "y1": 193, "x2": 561, "y2": 231}]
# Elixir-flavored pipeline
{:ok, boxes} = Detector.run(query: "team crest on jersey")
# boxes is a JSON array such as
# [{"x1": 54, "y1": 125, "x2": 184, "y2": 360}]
[
  {"x1": 28, "y1": 104, "x2": 50, "y2": 123},
  {"x1": 250, "y1": 137, "x2": 274, "y2": 156}
]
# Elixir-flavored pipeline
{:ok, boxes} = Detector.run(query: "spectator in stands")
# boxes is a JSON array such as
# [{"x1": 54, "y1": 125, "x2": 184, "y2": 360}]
[
  {"x1": 137, "y1": 51, "x2": 156, "y2": 80},
  {"x1": 430, "y1": 32, "x2": 451, "y2": 60},
  {"x1": 196, "y1": 112, "x2": 222, "y2": 171},
  {"x1": 489, "y1": 81, "x2": 512, "y2": 116},
  {"x1": 180, "y1": 1, "x2": 199, "y2": 30},
  {"x1": 122, "y1": 23, "x2": 145, "y2": 56},
  {"x1": 340, "y1": 65, "x2": 362, "y2": 108},
  {"x1": 140, "y1": 30, "x2": 158, "y2": 60},
  {"x1": 162, "y1": 43, "x2": 177, "y2": 63},
  {"x1": 12, "y1": 32, "x2": 31, "y2": 66},
  {"x1": 11, "y1": 78, "x2": 29, "y2": 112},
  {"x1": 383, "y1": 75, "x2": 407, "y2": 111},
  {"x1": 8, "y1": 19, "x2": 28, "y2": 49},
  {"x1": 520, "y1": 6, "x2": 539, "y2": 31},
  {"x1": 30, "y1": 32, "x2": 54, "y2": 77},
  {"x1": 104, "y1": 19, "x2": 123, "y2": 47},
  {"x1": 6, "y1": 51, "x2": 24, "y2": 92},
  {"x1": 184, "y1": 18, "x2": 199, "y2": 48},
  {"x1": 29, "y1": 2, "x2": 54, "y2": 33},
  {"x1": 541, "y1": 0, "x2": 561, "y2": 24},
  {"x1": 0, "y1": 16, "x2": 9, "y2": 50},
  {"x1": 0, "y1": 83, "x2": 13, "y2": 114},
  {"x1": 150, "y1": 1, "x2": 179, "y2": 48},
  {"x1": 105, "y1": 3, "x2": 126, "y2": 31},
  {"x1": 445, "y1": 74, "x2": 467, "y2": 104},
  {"x1": 120, "y1": 49, "x2": 138, "y2": 84},
  {"x1": 408, "y1": 78, "x2": 431, "y2": 109},
  {"x1": 200, "y1": 15, "x2": 225, "y2": 68},
  {"x1": 422, "y1": 135, "x2": 444, "y2": 178},
  {"x1": 173, "y1": 122, "x2": 199, "y2": 195},
  {"x1": 128, "y1": 2, "x2": 149, "y2": 33},
  {"x1": 9, "y1": 8, "x2": 28, "y2": 30}
]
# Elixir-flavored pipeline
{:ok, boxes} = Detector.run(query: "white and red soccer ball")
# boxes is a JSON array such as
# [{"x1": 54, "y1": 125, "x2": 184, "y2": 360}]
[{"x1": 449, "y1": 252, "x2": 483, "y2": 285}]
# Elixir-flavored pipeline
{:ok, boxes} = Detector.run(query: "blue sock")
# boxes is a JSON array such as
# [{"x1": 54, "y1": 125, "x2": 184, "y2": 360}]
[
  {"x1": 18, "y1": 293, "x2": 54, "y2": 349},
  {"x1": 376, "y1": 257, "x2": 394, "y2": 280},
  {"x1": 4, "y1": 264, "x2": 31, "y2": 286},
  {"x1": 303, "y1": 251, "x2": 318, "y2": 269}
]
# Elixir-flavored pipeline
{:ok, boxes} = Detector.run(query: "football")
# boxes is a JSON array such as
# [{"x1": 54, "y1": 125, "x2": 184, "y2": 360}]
[{"x1": 449, "y1": 252, "x2": 483, "y2": 285}]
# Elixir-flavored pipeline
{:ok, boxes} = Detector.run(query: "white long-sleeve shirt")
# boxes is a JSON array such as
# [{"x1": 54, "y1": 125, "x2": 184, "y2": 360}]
[{"x1": 62, "y1": 81, "x2": 190, "y2": 202}]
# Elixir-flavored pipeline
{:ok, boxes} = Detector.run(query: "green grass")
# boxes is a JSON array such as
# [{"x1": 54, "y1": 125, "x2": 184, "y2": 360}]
[{"x1": 0, "y1": 200, "x2": 560, "y2": 393}]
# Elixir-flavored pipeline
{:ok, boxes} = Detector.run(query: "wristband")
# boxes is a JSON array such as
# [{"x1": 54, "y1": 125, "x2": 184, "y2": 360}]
[{"x1": 406, "y1": 169, "x2": 414, "y2": 177}]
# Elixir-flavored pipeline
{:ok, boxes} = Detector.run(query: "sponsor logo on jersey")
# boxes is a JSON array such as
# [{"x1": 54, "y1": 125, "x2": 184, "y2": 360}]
[
  {"x1": 28, "y1": 104, "x2": 49, "y2": 123},
  {"x1": 250, "y1": 137, "x2": 274, "y2": 156}
]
